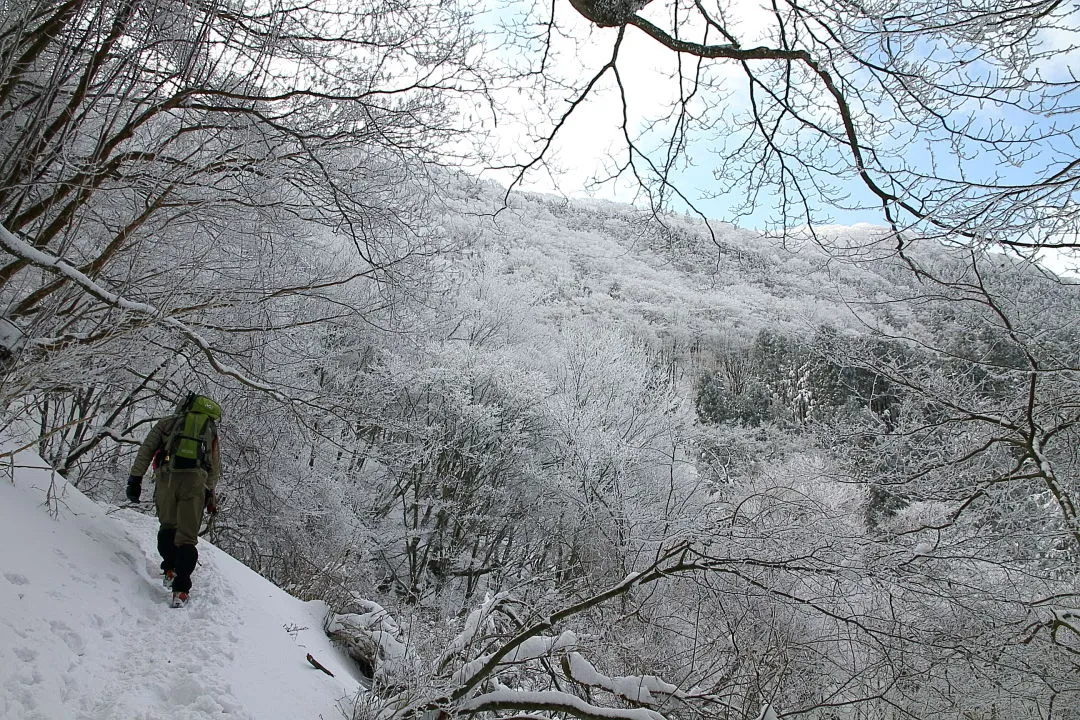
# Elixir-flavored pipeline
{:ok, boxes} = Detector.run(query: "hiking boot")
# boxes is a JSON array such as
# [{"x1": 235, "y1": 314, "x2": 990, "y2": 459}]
[
  {"x1": 162, "y1": 569, "x2": 175, "y2": 589},
  {"x1": 170, "y1": 591, "x2": 189, "y2": 609}
]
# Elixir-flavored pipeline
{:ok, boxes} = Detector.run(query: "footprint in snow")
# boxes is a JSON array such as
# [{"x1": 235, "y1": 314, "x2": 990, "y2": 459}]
[{"x1": 48, "y1": 620, "x2": 86, "y2": 655}]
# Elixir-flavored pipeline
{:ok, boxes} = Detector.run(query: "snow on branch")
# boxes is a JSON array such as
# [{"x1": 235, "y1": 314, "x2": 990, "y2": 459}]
[
  {"x1": 452, "y1": 630, "x2": 579, "y2": 686},
  {"x1": 458, "y1": 689, "x2": 667, "y2": 720},
  {"x1": 562, "y1": 652, "x2": 685, "y2": 707},
  {"x1": 445, "y1": 545, "x2": 693, "y2": 705},
  {"x1": 396, "y1": 544, "x2": 786, "y2": 720},
  {"x1": 439, "y1": 591, "x2": 511, "y2": 671},
  {"x1": 0, "y1": 223, "x2": 287, "y2": 399}
]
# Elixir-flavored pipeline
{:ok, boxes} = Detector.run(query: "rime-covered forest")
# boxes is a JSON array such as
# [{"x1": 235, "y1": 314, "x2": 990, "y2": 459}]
[{"x1": 1, "y1": 0, "x2": 1079, "y2": 719}]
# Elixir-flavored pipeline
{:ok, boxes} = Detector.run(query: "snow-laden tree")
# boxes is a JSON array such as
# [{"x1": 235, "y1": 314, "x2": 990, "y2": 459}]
[
  {"x1": 537, "y1": 321, "x2": 693, "y2": 590},
  {"x1": 356, "y1": 437, "x2": 1076, "y2": 720},
  {"x1": 300, "y1": 249, "x2": 699, "y2": 607},
  {"x1": 0, "y1": 0, "x2": 487, "y2": 463},
  {"x1": 360, "y1": 340, "x2": 553, "y2": 603}
]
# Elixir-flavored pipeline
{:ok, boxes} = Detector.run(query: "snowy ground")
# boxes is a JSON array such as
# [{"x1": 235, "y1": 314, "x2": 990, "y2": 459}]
[{"x1": 0, "y1": 446, "x2": 364, "y2": 719}]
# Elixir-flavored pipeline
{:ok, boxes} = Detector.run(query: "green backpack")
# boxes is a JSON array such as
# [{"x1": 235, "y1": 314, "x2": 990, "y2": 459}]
[{"x1": 168, "y1": 393, "x2": 221, "y2": 470}]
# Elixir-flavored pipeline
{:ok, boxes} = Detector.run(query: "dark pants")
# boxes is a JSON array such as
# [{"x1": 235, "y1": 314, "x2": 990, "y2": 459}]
[{"x1": 154, "y1": 469, "x2": 206, "y2": 593}]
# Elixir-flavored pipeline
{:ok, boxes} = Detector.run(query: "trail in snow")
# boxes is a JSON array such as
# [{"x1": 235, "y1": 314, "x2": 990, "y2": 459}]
[{"x1": 0, "y1": 448, "x2": 363, "y2": 719}]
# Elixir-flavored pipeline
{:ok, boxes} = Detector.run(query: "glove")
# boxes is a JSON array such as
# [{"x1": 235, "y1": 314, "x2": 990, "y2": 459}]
[
  {"x1": 204, "y1": 488, "x2": 217, "y2": 515},
  {"x1": 126, "y1": 475, "x2": 142, "y2": 503}
]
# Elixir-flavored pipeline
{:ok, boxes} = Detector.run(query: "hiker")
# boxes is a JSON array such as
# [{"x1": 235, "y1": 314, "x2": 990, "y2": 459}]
[{"x1": 126, "y1": 393, "x2": 221, "y2": 607}]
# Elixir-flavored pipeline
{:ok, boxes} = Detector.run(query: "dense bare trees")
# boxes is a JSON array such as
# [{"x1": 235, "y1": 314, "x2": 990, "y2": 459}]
[{"x1": 0, "y1": 0, "x2": 489, "y2": 468}]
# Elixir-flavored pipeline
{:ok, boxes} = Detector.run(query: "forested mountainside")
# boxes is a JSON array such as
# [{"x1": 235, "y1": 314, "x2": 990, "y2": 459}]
[
  {"x1": 4, "y1": 0, "x2": 1079, "y2": 716},
  {"x1": 6, "y1": 174, "x2": 1077, "y2": 719},
  {"x1": 444, "y1": 186, "x2": 922, "y2": 340}
]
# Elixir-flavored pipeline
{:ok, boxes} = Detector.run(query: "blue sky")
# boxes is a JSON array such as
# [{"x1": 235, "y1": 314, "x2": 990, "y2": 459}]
[{"x1": 478, "y1": 0, "x2": 1080, "y2": 274}]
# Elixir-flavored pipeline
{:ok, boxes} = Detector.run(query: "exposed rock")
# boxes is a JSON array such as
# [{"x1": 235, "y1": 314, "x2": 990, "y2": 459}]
[{"x1": 323, "y1": 597, "x2": 408, "y2": 685}]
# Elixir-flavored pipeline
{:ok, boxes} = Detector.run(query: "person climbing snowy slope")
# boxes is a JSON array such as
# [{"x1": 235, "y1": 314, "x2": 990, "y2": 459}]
[
  {"x1": 0, "y1": 444, "x2": 360, "y2": 719},
  {"x1": 127, "y1": 393, "x2": 221, "y2": 608}
]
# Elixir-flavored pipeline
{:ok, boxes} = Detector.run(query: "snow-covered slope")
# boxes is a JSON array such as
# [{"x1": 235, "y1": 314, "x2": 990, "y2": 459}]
[
  {"x1": 439, "y1": 185, "x2": 933, "y2": 348},
  {"x1": 0, "y1": 446, "x2": 363, "y2": 720}
]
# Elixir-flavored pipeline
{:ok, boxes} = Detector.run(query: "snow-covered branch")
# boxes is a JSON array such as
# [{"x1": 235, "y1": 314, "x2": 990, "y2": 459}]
[
  {"x1": 459, "y1": 689, "x2": 666, "y2": 720},
  {"x1": 0, "y1": 223, "x2": 288, "y2": 399}
]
